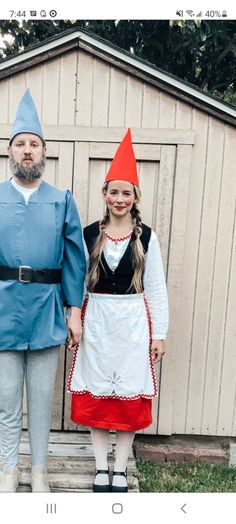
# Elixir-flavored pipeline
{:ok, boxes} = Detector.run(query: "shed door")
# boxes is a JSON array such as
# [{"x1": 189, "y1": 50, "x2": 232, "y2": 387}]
[{"x1": 63, "y1": 128, "x2": 194, "y2": 435}]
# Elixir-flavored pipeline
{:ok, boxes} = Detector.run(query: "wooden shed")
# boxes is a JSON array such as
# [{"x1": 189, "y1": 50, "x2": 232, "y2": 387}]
[{"x1": 0, "y1": 27, "x2": 235, "y2": 438}]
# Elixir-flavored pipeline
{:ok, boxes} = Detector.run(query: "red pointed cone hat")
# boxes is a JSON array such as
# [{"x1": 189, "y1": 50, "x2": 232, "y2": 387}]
[{"x1": 105, "y1": 128, "x2": 139, "y2": 186}]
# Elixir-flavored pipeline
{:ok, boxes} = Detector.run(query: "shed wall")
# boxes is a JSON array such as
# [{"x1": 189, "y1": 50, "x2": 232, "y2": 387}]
[{"x1": 0, "y1": 48, "x2": 235, "y2": 436}]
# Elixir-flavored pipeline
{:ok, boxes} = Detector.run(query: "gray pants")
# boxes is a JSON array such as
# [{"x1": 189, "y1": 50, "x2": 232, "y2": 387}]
[{"x1": 0, "y1": 347, "x2": 59, "y2": 468}]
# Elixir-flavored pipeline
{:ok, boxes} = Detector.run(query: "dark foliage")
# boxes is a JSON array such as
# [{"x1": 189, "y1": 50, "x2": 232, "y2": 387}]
[{"x1": 0, "y1": 19, "x2": 235, "y2": 105}]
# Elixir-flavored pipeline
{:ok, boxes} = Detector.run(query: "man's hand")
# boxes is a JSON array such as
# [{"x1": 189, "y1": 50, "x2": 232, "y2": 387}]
[
  {"x1": 66, "y1": 306, "x2": 82, "y2": 351},
  {"x1": 151, "y1": 339, "x2": 165, "y2": 364}
]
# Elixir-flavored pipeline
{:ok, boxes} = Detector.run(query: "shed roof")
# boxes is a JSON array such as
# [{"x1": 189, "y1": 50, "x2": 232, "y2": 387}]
[{"x1": 0, "y1": 25, "x2": 235, "y2": 126}]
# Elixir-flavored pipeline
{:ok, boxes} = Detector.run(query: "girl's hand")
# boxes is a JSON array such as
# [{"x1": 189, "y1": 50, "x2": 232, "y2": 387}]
[{"x1": 151, "y1": 339, "x2": 165, "y2": 364}]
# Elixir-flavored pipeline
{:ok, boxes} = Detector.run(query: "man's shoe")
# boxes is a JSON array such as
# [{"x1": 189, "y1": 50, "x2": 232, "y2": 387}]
[
  {"x1": 31, "y1": 466, "x2": 50, "y2": 492},
  {"x1": 111, "y1": 469, "x2": 128, "y2": 492},
  {"x1": 0, "y1": 467, "x2": 19, "y2": 492},
  {"x1": 93, "y1": 469, "x2": 110, "y2": 492}
]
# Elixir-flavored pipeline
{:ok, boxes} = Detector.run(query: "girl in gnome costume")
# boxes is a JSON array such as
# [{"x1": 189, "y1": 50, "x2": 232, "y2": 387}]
[{"x1": 68, "y1": 129, "x2": 168, "y2": 492}]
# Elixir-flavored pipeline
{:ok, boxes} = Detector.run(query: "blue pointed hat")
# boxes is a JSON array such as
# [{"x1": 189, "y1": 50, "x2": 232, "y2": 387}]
[{"x1": 9, "y1": 88, "x2": 44, "y2": 144}]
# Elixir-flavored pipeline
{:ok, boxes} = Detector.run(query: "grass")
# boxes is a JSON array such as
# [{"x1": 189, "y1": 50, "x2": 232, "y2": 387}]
[{"x1": 136, "y1": 459, "x2": 236, "y2": 492}]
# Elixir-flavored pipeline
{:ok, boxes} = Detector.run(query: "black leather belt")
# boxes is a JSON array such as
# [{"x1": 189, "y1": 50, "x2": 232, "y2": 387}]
[{"x1": 0, "y1": 265, "x2": 61, "y2": 284}]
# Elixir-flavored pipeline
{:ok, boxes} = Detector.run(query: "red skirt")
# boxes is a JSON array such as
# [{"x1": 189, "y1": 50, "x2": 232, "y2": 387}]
[{"x1": 71, "y1": 392, "x2": 152, "y2": 431}]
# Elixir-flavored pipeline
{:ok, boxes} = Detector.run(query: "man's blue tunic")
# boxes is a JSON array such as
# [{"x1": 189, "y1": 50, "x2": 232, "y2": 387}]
[{"x1": 0, "y1": 179, "x2": 86, "y2": 350}]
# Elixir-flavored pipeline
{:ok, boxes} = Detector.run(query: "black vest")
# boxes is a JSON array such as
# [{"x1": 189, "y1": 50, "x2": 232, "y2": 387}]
[{"x1": 84, "y1": 221, "x2": 151, "y2": 294}]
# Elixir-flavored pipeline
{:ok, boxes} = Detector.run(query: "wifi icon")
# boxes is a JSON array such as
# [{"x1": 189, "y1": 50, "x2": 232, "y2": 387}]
[{"x1": 186, "y1": 10, "x2": 195, "y2": 16}]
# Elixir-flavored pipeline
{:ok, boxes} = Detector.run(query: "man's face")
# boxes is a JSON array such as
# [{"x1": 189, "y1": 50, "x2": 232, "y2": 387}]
[{"x1": 8, "y1": 133, "x2": 46, "y2": 183}]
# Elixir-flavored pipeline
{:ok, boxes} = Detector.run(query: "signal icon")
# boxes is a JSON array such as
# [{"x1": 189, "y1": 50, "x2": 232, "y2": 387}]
[{"x1": 196, "y1": 11, "x2": 202, "y2": 17}]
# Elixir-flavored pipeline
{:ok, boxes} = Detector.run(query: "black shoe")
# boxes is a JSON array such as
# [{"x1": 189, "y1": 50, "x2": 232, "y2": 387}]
[
  {"x1": 111, "y1": 469, "x2": 128, "y2": 493},
  {"x1": 93, "y1": 469, "x2": 110, "y2": 492}
]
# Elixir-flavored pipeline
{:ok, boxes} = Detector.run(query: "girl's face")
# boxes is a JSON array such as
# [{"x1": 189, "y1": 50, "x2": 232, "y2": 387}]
[{"x1": 104, "y1": 180, "x2": 137, "y2": 218}]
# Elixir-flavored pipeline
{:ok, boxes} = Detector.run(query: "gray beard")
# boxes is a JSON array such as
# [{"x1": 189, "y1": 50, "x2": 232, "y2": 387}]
[{"x1": 9, "y1": 154, "x2": 46, "y2": 183}]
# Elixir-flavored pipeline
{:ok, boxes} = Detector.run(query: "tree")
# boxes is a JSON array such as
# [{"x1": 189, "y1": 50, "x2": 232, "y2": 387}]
[{"x1": 0, "y1": 19, "x2": 235, "y2": 106}]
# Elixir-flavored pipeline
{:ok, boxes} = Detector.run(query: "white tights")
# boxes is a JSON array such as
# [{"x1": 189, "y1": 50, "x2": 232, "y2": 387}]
[{"x1": 90, "y1": 427, "x2": 135, "y2": 487}]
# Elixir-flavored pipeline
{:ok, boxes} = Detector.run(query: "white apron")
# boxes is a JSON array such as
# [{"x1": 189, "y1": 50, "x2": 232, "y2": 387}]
[{"x1": 68, "y1": 293, "x2": 157, "y2": 399}]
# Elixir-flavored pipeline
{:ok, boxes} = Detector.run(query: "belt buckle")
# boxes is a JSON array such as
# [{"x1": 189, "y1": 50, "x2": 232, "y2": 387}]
[{"x1": 19, "y1": 265, "x2": 32, "y2": 283}]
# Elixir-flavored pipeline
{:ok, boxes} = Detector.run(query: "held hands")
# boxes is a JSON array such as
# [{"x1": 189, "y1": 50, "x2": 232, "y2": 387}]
[
  {"x1": 66, "y1": 306, "x2": 82, "y2": 351},
  {"x1": 151, "y1": 339, "x2": 166, "y2": 364}
]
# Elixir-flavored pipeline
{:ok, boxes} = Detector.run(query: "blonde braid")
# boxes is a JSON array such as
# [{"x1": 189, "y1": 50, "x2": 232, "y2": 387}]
[
  {"x1": 129, "y1": 188, "x2": 145, "y2": 293},
  {"x1": 87, "y1": 205, "x2": 109, "y2": 292}
]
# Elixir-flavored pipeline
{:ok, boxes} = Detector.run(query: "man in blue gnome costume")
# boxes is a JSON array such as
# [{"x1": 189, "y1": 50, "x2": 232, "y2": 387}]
[{"x1": 0, "y1": 89, "x2": 86, "y2": 492}]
